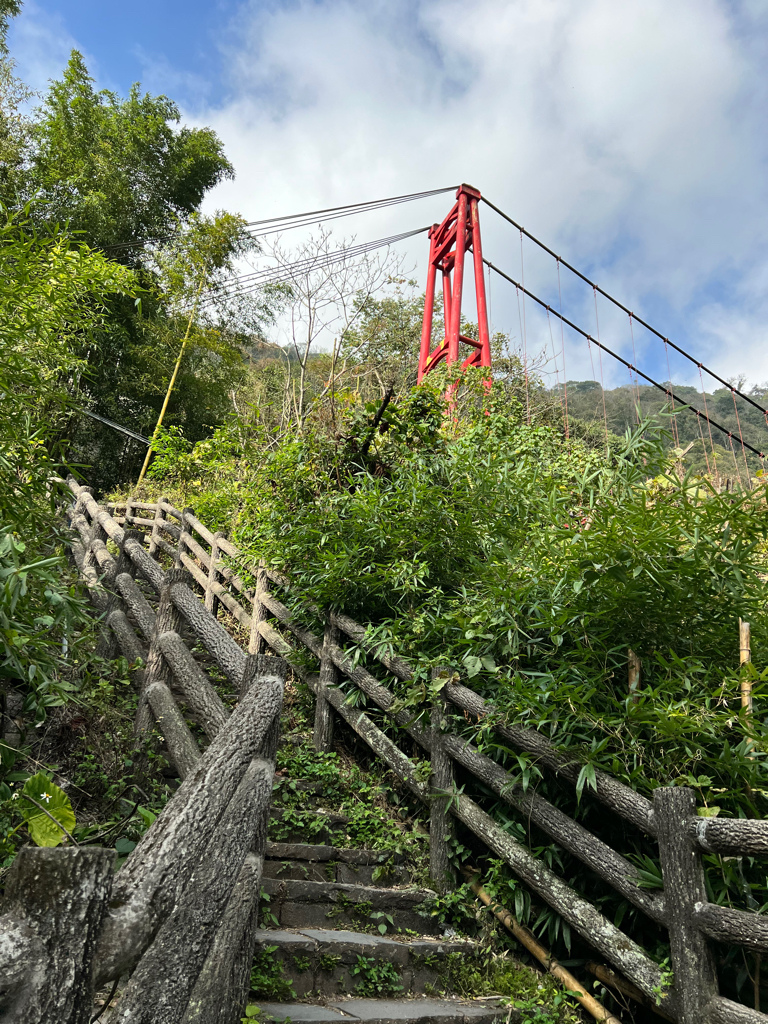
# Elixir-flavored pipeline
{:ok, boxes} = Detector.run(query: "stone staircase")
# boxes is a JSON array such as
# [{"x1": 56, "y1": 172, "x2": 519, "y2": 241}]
[{"x1": 251, "y1": 840, "x2": 510, "y2": 1024}]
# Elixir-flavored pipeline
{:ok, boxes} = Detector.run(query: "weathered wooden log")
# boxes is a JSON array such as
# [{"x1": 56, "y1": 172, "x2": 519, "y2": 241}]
[
  {"x1": 114, "y1": 758, "x2": 273, "y2": 1024},
  {"x1": 183, "y1": 852, "x2": 265, "y2": 1024},
  {"x1": 107, "y1": 609, "x2": 148, "y2": 671},
  {"x1": 706, "y1": 996, "x2": 767, "y2": 1024},
  {"x1": 184, "y1": 511, "x2": 217, "y2": 548},
  {"x1": 444, "y1": 681, "x2": 656, "y2": 835},
  {"x1": 305, "y1": 676, "x2": 427, "y2": 801},
  {"x1": 137, "y1": 569, "x2": 191, "y2": 741},
  {"x1": 692, "y1": 902, "x2": 768, "y2": 955},
  {"x1": 256, "y1": 620, "x2": 294, "y2": 658},
  {"x1": 115, "y1": 571, "x2": 156, "y2": 642},
  {"x1": 205, "y1": 531, "x2": 226, "y2": 617},
  {"x1": 170, "y1": 581, "x2": 247, "y2": 685},
  {"x1": 155, "y1": 536, "x2": 178, "y2": 559},
  {"x1": 692, "y1": 817, "x2": 768, "y2": 857},
  {"x1": 157, "y1": 518, "x2": 181, "y2": 540},
  {"x1": 94, "y1": 656, "x2": 285, "y2": 986},
  {"x1": 314, "y1": 621, "x2": 339, "y2": 753},
  {"x1": 191, "y1": 561, "x2": 250, "y2": 630},
  {"x1": 453, "y1": 792, "x2": 670, "y2": 1003},
  {"x1": 331, "y1": 609, "x2": 414, "y2": 681},
  {"x1": 258, "y1": 590, "x2": 429, "y2": 742},
  {"x1": 115, "y1": 514, "x2": 156, "y2": 528},
  {"x1": 157, "y1": 630, "x2": 229, "y2": 738},
  {"x1": 97, "y1": 529, "x2": 146, "y2": 657},
  {"x1": 124, "y1": 532, "x2": 166, "y2": 593},
  {"x1": 259, "y1": 589, "x2": 323, "y2": 657},
  {"x1": 160, "y1": 500, "x2": 183, "y2": 520},
  {"x1": 175, "y1": 506, "x2": 195, "y2": 569},
  {"x1": 430, "y1": 669, "x2": 455, "y2": 893},
  {"x1": 441, "y1": 733, "x2": 665, "y2": 923},
  {"x1": 70, "y1": 540, "x2": 109, "y2": 611},
  {"x1": 180, "y1": 528, "x2": 213, "y2": 572},
  {"x1": 653, "y1": 786, "x2": 718, "y2": 1024},
  {"x1": 249, "y1": 566, "x2": 271, "y2": 656},
  {"x1": 179, "y1": 549, "x2": 211, "y2": 592},
  {"x1": 216, "y1": 533, "x2": 238, "y2": 557},
  {"x1": 146, "y1": 681, "x2": 202, "y2": 778},
  {"x1": 0, "y1": 847, "x2": 114, "y2": 1024}
]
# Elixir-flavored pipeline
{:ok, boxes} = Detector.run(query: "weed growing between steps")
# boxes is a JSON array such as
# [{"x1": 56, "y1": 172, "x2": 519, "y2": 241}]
[
  {"x1": 250, "y1": 945, "x2": 298, "y2": 1001},
  {"x1": 350, "y1": 955, "x2": 404, "y2": 997}
]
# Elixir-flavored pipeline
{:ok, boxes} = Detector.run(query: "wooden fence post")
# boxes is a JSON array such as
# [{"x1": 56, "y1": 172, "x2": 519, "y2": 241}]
[
  {"x1": 314, "y1": 620, "x2": 340, "y2": 753},
  {"x1": 248, "y1": 565, "x2": 270, "y2": 659},
  {"x1": 204, "y1": 531, "x2": 226, "y2": 619},
  {"x1": 430, "y1": 667, "x2": 456, "y2": 893},
  {"x1": 653, "y1": 786, "x2": 719, "y2": 1024},
  {"x1": 0, "y1": 847, "x2": 114, "y2": 1024},
  {"x1": 135, "y1": 568, "x2": 193, "y2": 742},
  {"x1": 175, "y1": 506, "x2": 194, "y2": 569},
  {"x1": 97, "y1": 528, "x2": 145, "y2": 658},
  {"x1": 148, "y1": 496, "x2": 168, "y2": 558},
  {"x1": 81, "y1": 489, "x2": 105, "y2": 574}
]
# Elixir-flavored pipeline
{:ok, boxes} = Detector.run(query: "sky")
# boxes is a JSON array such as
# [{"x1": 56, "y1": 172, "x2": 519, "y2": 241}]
[{"x1": 8, "y1": 0, "x2": 768, "y2": 403}]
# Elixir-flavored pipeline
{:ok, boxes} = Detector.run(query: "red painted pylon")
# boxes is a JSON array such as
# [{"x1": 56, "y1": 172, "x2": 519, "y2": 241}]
[{"x1": 417, "y1": 184, "x2": 492, "y2": 383}]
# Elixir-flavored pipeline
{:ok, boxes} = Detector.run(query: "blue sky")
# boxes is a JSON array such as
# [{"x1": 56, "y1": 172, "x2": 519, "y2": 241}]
[{"x1": 8, "y1": 0, "x2": 768, "y2": 403}]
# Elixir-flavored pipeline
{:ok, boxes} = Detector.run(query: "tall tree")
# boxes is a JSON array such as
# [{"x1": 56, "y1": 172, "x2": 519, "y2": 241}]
[{"x1": 27, "y1": 51, "x2": 233, "y2": 257}]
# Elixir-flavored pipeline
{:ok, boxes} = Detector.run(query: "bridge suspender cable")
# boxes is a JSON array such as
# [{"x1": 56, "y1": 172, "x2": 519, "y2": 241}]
[
  {"x1": 102, "y1": 187, "x2": 457, "y2": 253},
  {"x1": 483, "y1": 257, "x2": 767, "y2": 460},
  {"x1": 480, "y1": 196, "x2": 768, "y2": 420}
]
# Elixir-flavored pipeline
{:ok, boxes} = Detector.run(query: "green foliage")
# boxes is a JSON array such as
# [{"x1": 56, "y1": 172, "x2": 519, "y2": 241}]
[
  {"x1": 14, "y1": 771, "x2": 76, "y2": 846},
  {"x1": 350, "y1": 954, "x2": 403, "y2": 997},
  {"x1": 0, "y1": 528, "x2": 90, "y2": 720},
  {"x1": 249, "y1": 946, "x2": 296, "y2": 1001},
  {"x1": 27, "y1": 51, "x2": 233, "y2": 253}
]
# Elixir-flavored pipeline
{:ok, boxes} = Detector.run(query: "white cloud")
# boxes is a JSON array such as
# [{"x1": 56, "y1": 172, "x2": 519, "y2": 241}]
[
  {"x1": 187, "y1": 0, "x2": 768, "y2": 393},
  {"x1": 11, "y1": 0, "x2": 768, "y2": 393},
  {"x1": 188, "y1": 0, "x2": 768, "y2": 391},
  {"x1": 7, "y1": 1, "x2": 94, "y2": 96}
]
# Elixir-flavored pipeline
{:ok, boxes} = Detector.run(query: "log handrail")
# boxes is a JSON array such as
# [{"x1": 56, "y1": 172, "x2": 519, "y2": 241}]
[{"x1": 57, "y1": 479, "x2": 768, "y2": 1024}]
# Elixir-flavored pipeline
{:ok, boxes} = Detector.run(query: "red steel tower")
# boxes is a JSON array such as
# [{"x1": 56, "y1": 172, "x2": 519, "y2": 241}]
[{"x1": 417, "y1": 184, "x2": 492, "y2": 383}]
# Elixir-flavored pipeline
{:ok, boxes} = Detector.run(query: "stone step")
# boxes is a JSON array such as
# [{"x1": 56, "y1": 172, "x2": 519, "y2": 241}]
[
  {"x1": 263, "y1": 842, "x2": 410, "y2": 887},
  {"x1": 254, "y1": 996, "x2": 507, "y2": 1023},
  {"x1": 252, "y1": 927, "x2": 476, "y2": 998},
  {"x1": 259, "y1": 878, "x2": 441, "y2": 935}
]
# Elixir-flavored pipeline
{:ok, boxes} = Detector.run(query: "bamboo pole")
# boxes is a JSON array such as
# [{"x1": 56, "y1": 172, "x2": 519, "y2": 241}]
[
  {"x1": 628, "y1": 649, "x2": 641, "y2": 703},
  {"x1": 136, "y1": 282, "x2": 204, "y2": 489},
  {"x1": 585, "y1": 962, "x2": 675, "y2": 1021},
  {"x1": 465, "y1": 872, "x2": 622, "y2": 1024},
  {"x1": 740, "y1": 618, "x2": 753, "y2": 713}
]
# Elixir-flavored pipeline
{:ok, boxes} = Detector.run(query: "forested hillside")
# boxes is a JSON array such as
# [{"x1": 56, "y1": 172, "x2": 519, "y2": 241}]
[{"x1": 563, "y1": 379, "x2": 768, "y2": 479}]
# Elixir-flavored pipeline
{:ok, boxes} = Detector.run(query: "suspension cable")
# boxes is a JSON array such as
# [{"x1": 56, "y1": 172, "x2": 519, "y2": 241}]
[
  {"x1": 480, "y1": 195, "x2": 768, "y2": 418},
  {"x1": 483, "y1": 258, "x2": 766, "y2": 459},
  {"x1": 102, "y1": 187, "x2": 456, "y2": 253}
]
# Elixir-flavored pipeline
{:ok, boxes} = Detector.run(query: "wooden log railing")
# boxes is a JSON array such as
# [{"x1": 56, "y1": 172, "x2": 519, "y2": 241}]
[
  {"x1": 106, "y1": 486, "x2": 768, "y2": 1023},
  {"x1": 92, "y1": 485, "x2": 768, "y2": 1023},
  {"x1": 4, "y1": 480, "x2": 766, "y2": 1023},
  {"x1": 0, "y1": 480, "x2": 286, "y2": 1024}
]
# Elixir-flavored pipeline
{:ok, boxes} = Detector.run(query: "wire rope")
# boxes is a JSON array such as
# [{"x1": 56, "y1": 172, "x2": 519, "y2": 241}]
[
  {"x1": 480, "y1": 195, "x2": 768, "y2": 419},
  {"x1": 102, "y1": 187, "x2": 456, "y2": 253},
  {"x1": 483, "y1": 257, "x2": 767, "y2": 460}
]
